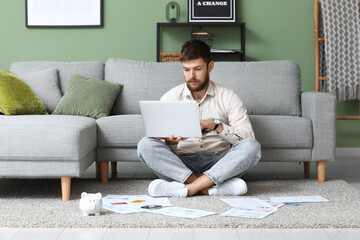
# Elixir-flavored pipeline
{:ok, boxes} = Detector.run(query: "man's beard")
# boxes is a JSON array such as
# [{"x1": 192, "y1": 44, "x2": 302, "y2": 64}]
[{"x1": 186, "y1": 73, "x2": 210, "y2": 93}]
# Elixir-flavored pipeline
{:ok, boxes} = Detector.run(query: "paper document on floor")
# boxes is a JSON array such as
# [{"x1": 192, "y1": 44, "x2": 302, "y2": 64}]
[
  {"x1": 265, "y1": 200, "x2": 285, "y2": 208},
  {"x1": 221, "y1": 198, "x2": 273, "y2": 209},
  {"x1": 102, "y1": 195, "x2": 172, "y2": 214},
  {"x1": 151, "y1": 207, "x2": 217, "y2": 219},
  {"x1": 269, "y1": 196, "x2": 329, "y2": 203},
  {"x1": 102, "y1": 204, "x2": 144, "y2": 214},
  {"x1": 221, "y1": 207, "x2": 279, "y2": 219}
]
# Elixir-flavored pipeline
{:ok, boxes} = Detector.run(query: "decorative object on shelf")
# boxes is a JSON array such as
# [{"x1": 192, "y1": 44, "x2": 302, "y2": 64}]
[
  {"x1": 160, "y1": 52, "x2": 181, "y2": 62},
  {"x1": 26, "y1": 0, "x2": 103, "y2": 28},
  {"x1": 166, "y1": 2, "x2": 180, "y2": 23},
  {"x1": 188, "y1": 0, "x2": 235, "y2": 22},
  {"x1": 193, "y1": 32, "x2": 213, "y2": 48}
]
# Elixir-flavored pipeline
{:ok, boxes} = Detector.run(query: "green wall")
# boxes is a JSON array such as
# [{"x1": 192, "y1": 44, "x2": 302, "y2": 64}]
[{"x1": 0, "y1": 0, "x2": 359, "y2": 147}]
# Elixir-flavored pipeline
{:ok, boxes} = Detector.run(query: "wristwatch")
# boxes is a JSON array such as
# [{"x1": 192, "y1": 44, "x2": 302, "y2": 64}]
[{"x1": 213, "y1": 119, "x2": 221, "y2": 131}]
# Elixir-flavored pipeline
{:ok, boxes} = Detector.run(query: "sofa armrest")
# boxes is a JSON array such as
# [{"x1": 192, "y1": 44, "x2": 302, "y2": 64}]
[{"x1": 301, "y1": 91, "x2": 336, "y2": 162}]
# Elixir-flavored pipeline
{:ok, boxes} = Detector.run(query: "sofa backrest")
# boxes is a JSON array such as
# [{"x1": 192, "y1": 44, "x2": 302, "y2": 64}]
[
  {"x1": 105, "y1": 58, "x2": 184, "y2": 115},
  {"x1": 106, "y1": 58, "x2": 301, "y2": 116},
  {"x1": 211, "y1": 61, "x2": 301, "y2": 116},
  {"x1": 10, "y1": 61, "x2": 105, "y2": 95}
]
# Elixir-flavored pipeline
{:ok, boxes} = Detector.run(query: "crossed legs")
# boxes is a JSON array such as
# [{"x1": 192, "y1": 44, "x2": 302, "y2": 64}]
[
  {"x1": 185, "y1": 173, "x2": 213, "y2": 196},
  {"x1": 137, "y1": 137, "x2": 261, "y2": 197}
]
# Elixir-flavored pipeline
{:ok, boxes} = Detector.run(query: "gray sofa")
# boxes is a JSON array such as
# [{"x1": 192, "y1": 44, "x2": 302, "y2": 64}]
[{"x1": 0, "y1": 58, "x2": 336, "y2": 201}]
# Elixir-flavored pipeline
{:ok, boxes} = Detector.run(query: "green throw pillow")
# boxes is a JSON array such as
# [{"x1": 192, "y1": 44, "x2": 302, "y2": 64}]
[
  {"x1": 53, "y1": 73, "x2": 122, "y2": 119},
  {"x1": 0, "y1": 70, "x2": 47, "y2": 115}
]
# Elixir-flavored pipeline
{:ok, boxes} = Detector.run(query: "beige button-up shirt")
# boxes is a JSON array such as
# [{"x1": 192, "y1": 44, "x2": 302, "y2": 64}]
[{"x1": 160, "y1": 80, "x2": 255, "y2": 155}]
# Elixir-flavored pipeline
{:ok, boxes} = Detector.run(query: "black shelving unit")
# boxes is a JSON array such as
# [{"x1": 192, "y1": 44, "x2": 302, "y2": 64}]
[{"x1": 156, "y1": 22, "x2": 246, "y2": 62}]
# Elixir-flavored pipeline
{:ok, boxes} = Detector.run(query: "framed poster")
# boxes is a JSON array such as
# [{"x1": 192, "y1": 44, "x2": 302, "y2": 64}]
[
  {"x1": 188, "y1": 0, "x2": 236, "y2": 22},
  {"x1": 26, "y1": 0, "x2": 103, "y2": 28}
]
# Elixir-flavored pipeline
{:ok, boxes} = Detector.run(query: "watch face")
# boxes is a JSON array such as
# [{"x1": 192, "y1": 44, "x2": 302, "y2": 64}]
[{"x1": 214, "y1": 119, "x2": 220, "y2": 124}]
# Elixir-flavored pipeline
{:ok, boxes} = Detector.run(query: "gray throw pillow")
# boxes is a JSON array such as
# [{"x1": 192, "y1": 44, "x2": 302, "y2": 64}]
[{"x1": 18, "y1": 69, "x2": 62, "y2": 113}]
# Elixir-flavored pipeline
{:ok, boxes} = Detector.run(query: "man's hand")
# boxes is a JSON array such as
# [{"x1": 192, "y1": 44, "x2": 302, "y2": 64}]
[
  {"x1": 200, "y1": 120, "x2": 223, "y2": 133},
  {"x1": 156, "y1": 135, "x2": 188, "y2": 145},
  {"x1": 200, "y1": 120, "x2": 216, "y2": 131}
]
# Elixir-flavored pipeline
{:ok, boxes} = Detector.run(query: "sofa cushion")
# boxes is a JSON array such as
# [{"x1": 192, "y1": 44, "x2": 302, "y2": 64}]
[
  {"x1": 17, "y1": 68, "x2": 62, "y2": 113},
  {"x1": 249, "y1": 115, "x2": 312, "y2": 149},
  {"x1": 105, "y1": 58, "x2": 184, "y2": 114},
  {"x1": 211, "y1": 61, "x2": 301, "y2": 116},
  {"x1": 53, "y1": 73, "x2": 122, "y2": 119},
  {"x1": 0, "y1": 70, "x2": 47, "y2": 115},
  {"x1": 0, "y1": 115, "x2": 96, "y2": 161},
  {"x1": 10, "y1": 61, "x2": 104, "y2": 95},
  {"x1": 96, "y1": 114, "x2": 145, "y2": 147},
  {"x1": 96, "y1": 114, "x2": 312, "y2": 150}
]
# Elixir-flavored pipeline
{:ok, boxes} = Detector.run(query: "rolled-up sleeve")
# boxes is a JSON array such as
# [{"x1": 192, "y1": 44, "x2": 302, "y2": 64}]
[{"x1": 218, "y1": 93, "x2": 255, "y2": 144}]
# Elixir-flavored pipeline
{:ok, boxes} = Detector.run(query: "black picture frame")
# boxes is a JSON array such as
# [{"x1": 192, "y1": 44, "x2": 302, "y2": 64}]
[
  {"x1": 188, "y1": 0, "x2": 236, "y2": 22},
  {"x1": 26, "y1": 0, "x2": 103, "y2": 28}
]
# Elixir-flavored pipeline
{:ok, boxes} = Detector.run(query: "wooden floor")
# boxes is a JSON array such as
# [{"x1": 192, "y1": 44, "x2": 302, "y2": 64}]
[
  {"x1": 1, "y1": 148, "x2": 359, "y2": 240},
  {"x1": 1, "y1": 228, "x2": 360, "y2": 240}
]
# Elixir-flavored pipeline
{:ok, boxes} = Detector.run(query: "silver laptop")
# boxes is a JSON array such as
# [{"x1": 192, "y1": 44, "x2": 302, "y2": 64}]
[{"x1": 139, "y1": 101, "x2": 202, "y2": 138}]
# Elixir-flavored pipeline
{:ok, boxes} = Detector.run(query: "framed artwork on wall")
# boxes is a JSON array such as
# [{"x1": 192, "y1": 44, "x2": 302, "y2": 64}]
[
  {"x1": 26, "y1": 0, "x2": 103, "y2": 28},
  {"x1": 188, "y1": 0, "x2": 236, "y2": 22}
]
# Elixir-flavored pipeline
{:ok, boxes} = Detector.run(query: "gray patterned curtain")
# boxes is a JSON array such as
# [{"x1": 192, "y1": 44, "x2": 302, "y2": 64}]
[{"x1": 319, "y1": 0, "x2": 360, "y2": 101}]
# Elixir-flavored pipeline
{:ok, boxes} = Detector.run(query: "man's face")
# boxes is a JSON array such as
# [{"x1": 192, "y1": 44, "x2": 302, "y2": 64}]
[{"x1": 182, "y1": 58, "x2": 213, "y2": 92}]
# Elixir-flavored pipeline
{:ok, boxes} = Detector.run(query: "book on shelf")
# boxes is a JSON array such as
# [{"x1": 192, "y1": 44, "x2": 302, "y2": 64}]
[
  {"x1": 210, "y1": 49, "x2": 238, "y2": 53},
  {"x1": 192, "y1": 32, "x2": 212, "y2": 36}
]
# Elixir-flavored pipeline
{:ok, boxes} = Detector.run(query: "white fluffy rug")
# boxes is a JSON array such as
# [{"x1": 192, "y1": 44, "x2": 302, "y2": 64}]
[{"x1": 0, "y1": 178, "x2": 359, "y2": 228}]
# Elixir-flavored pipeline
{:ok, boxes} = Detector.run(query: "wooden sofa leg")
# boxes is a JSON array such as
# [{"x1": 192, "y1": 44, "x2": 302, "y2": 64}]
[
  {"x1": 111, "y1": 162, "x2": 117, "y2": 174},
  {"x1": 100, "y1": 161, "x2": 109, "y2": 183},
  {"x1": 96, "y1": 162, "x2": 100, "y2": 174},
  {"x1": 317, "y1": 161, "x2": 326, "y2": 182},
  {"x1": 61, "y1": 176, "x2": 71, "y2": 202},
  {"x1": 304, "y1": 162, "x2": 310, "y2": 174}
]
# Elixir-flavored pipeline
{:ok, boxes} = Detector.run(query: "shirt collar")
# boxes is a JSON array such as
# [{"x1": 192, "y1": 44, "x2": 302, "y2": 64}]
[{"x1": 183, "y1": 80, "x2": 215, "y2": 99}]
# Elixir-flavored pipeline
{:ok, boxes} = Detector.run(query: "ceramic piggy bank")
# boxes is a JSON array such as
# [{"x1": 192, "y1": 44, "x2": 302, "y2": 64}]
[{"x1": 79, "y1": 192, "x2": 103, "y2": 216}]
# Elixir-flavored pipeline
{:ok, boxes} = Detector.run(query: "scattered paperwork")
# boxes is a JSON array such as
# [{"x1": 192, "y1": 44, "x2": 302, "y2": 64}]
[
  {"x1": 269, "y1": 196, "x2": 329, "y2": 203},
  {"x1": 266, "y1": 200, "x2": 285, "y2": 209},
  {"x1": 151, "y1": 207, "x2": 217, "y2": 219},
  {"x1": 221, "y1": 198, "x2": 273, "y2": 209},
  {"x1": 221, "y1": 207, "x2": 279, "y2": 219},
  {"x1": 102, "y1": 195, "x2": 171, "y2": 214},
  {"x1": 220, "y1": 198, "x2": 284, "y2": 219},
  {"x1": 101, "y1": 194, "x2": 329, "y2": 219}
]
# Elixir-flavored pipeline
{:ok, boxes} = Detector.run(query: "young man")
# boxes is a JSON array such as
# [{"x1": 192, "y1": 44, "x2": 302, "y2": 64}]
[{"x1": 137, "y1": 39, "x2": 261, "y2": 198}]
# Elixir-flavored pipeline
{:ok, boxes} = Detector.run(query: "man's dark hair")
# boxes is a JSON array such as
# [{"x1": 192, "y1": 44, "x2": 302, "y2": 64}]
[{"x1": 180, "y1": 39, "x2": 212, "y2": 65}]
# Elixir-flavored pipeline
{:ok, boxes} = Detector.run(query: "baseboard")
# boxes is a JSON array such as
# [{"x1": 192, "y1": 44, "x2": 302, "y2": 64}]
[{"x1": 336, "y1": 147, "x2": 360, "y2": 158}]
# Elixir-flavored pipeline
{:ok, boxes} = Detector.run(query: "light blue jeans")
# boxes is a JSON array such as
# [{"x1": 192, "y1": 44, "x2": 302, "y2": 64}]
[{"x1": 137, "y1": 137, "x2": 261, "y2": 186}]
